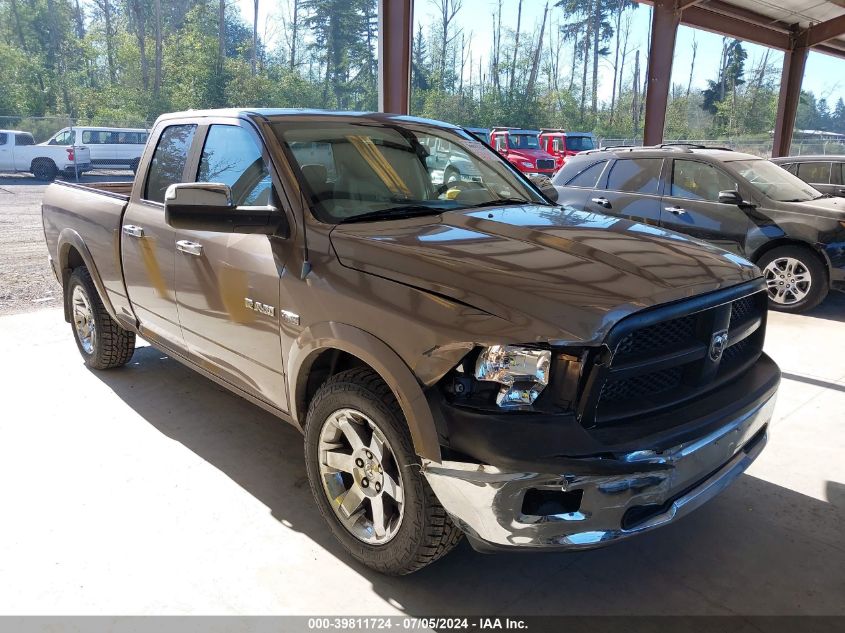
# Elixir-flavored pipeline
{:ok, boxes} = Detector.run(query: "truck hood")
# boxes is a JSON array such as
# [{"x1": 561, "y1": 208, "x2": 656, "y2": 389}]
[{"x1": 330, "y1": 205, "x2": 760, "y2": 344}]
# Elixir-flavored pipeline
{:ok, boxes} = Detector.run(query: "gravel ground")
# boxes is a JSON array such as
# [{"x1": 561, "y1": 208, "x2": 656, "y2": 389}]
[{"x1": 0, "y1": 172, "x2": 132, "y2": 316}]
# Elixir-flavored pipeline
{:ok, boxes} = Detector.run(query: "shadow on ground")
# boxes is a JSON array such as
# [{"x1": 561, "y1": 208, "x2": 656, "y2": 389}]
[
  {"x1": 805, "y1": 290, "x2": 845, "y2": 323},
  {"x1": 92, "y1": 346, "x2": 845, "y2": 616}
]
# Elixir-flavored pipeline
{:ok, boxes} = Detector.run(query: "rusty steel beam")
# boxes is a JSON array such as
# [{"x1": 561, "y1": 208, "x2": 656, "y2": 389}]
[
  {"x1": 681, "y1": 5, "x2": 791, "y2": 49},
  {"x1": 772, "y1": 45, "x2": 809, "y2": 158},
  {"x1": 377, "y1": 0, "x2": 413, "y2": 114},
  {"x1": 643, "y1": 0, "x2": 681, "y2": 145},
  {"x1": 800, "y1": 12, "x2": 845, "y2": 47}
]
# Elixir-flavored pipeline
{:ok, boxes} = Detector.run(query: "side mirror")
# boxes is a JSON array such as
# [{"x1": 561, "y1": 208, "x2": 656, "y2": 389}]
[
  {"x1": 718, "y1": 190, "x2": 744, "y2": 205},
  {"x1": 164, "y1": 182, "x2": 288, "y2": 236}
]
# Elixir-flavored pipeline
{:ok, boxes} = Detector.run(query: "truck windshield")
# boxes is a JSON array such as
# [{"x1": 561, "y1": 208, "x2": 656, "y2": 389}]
[
  {"x1": 566, "y1": 136, "x2": 594, "y2": 151},
  {"x1": 509, "y1": 134, "x2": 540, "y2": 150},
  {"x1": 273, "y1": 120, "x2": 546, "y2": 224},
  {"x1": 732, "y1": 159, "x2": 822, "y2": 202}
]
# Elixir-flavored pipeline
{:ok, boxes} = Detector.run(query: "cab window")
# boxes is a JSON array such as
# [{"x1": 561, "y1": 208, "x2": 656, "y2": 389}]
[
  {"x1": 144, "y1": 124, "x2": 197, "y2": 203},
  {"x1": 196, "y1": 125, "x2": 272, "y2": 206},
  {"x1": 49, "y1": 130, "x2": 73, "y2": 145},
  {"x1": 670, "y1": 160, "x2": 737, "y2": 202},
  {"x1": 15, "y1": 133, "x2": 35, "y2": 146}
]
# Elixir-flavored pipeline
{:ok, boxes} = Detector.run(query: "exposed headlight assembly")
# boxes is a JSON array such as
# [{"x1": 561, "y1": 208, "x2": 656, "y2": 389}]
[{"x1": 475, "y1": 345, "x2": 551, "y2": 407}]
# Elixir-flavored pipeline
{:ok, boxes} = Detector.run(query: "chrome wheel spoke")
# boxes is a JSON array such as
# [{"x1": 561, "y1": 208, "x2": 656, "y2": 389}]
[
  {"x1": 369, "y1": 433, "x2": 386, "y2": 463},
  {"x1": 382, "y1": 473, "x2": 404, "y2": 504},
  {"x1": 340, "y1": 483, "x2": 365, "y2": 518},
  {"x1": 336, "y1": 414, "x2": 366, "y2": 451},
  {"x1": 323, "y1": 448, "x2": 354, "y2": 474},
  {"x1": 370, "y1": 495, "x2": 388, "y2": 539}
]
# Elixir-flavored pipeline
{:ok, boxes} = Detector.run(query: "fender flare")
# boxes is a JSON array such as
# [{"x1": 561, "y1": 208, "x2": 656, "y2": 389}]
[
  {"x1": 288, "y1": 321, "x2": 441, "y2": 461},
  {"x1": 56, "y1": 228, "x2": 116, "y2": 322}
]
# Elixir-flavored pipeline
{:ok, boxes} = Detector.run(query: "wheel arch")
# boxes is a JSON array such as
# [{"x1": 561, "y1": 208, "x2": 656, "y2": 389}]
[
  {"x1": 56, "y1": 229, "x2": 116, "y2": 323},
  {"x1": 288, "y1": 322, "x2": 441, "y2": 462}
]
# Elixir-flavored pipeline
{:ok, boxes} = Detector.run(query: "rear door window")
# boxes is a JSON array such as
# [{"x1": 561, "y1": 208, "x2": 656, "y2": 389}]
[
  {"x1": 14, "y1": 133, "x2": 35, "y2": 146},
  {"x1": 797, "y1": 162, "x2": 832, "y2": 184},
  {"x1": 144, "y1": 124, "x2": 197, "y2": 203},
  {"x1": 670, "y1": 160, "x2": 738, "y2": 202},
  {"x1": 606, "y1": 158, "x2": 663, "y2": 195},
  {"x1": 833, "y1": 162, "x2": 843, "y2": 185},
  {"x1": 0, "y1": 133, "x2": 7, "y2": 145},
  {"x1": 565, "y1": 161, "x2": 607, "y2": 188}
]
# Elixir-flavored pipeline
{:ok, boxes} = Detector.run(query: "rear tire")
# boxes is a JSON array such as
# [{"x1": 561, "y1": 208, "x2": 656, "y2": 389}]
[
  {"x1": 304, "y1": 368, "x2": 463, "y2": 575},
  {"x1": 67, "y1": 267, "x2": 136, "y2": 369},
  {"x1": 31, "y1": 158, "x2": 58, "y2": 182},
  {"x1": 758, "y1": 245, "x2": 828, "y2": 313}
]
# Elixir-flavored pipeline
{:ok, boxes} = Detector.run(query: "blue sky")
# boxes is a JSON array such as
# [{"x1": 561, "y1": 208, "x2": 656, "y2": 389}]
[{"x1": 236, "y1": 0, "x2": 845, "y2": 105}]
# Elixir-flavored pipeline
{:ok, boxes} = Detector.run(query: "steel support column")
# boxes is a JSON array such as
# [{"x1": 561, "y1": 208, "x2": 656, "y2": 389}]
[
  {"x1": 643, "y1": 0, "x2": 681, "y2": 145},
  {"x1": 378, "y1": 0, "x2": 414, "y2": 114},
  {"x1": 772, "y1": 44, "x2": 808, "y2": 158}
]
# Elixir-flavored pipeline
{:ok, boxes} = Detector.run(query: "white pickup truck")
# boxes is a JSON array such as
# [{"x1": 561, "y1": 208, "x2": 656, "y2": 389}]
[{"x1": 0, "y1": 129, "x2": 91, "y2": 181}]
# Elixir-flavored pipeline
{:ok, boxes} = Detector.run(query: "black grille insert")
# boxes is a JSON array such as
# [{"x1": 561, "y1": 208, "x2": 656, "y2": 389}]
[
  {"x1": 582, "y1": 286, "x2": 768, "y2": 426},
  {"x1": 536, "y1": 159, "x2": 555, "y2": 170}
]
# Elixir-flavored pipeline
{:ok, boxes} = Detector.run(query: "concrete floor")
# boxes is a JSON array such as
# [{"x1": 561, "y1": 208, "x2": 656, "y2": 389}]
[{"x1": 0, "y1": 298, "x2": 843, "y2": 616}]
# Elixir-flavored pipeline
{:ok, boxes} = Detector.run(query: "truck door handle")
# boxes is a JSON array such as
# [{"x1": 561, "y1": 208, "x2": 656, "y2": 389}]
[
  {"x1": 176, "y1": 240, "x2": 203, "y2": 256},
  {"x1": 122, "y1": 225, "x2": 145, "y2": 238},
  {"x1": 666, "y1": 206, "x2": 687, "y2": 215},
  {"x1": 591, "y1": 197, "x2": 611, "y2": 208}
]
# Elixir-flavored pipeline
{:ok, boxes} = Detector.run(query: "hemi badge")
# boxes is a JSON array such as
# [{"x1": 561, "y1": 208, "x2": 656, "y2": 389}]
[{"x1": 280, "y1": 309, "x2": 300, "y2": 326}]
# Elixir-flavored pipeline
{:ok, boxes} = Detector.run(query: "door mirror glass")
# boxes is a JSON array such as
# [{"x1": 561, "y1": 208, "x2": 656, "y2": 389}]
[
  {"x1": 165, "y1": 182, "x2": 287, "y2": 236},
  {"x1": 718, "y1": 190, "x2": 744, "y2": 205}
]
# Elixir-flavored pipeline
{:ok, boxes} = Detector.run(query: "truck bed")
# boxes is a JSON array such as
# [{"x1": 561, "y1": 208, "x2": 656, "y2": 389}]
[{"x1": 41, "y1": 180, "x2": 132, "y2": 323}]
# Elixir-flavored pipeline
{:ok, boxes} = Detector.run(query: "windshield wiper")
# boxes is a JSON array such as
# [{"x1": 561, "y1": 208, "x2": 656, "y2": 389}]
[
  {"x1": 466, "y1": 198, "x2": 532, "y2": 209},
  {"x1": 337, "y1": 205, "x2": 445, "y2": 224}
]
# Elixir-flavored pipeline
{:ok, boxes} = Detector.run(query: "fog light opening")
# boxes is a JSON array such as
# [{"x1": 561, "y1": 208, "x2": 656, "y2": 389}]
[{"x1": 521, "y1": 488, "x2": 583, "y2": 517}]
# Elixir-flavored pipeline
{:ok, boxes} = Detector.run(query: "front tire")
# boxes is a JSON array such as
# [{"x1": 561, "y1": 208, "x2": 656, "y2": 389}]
[
  {"x1": 67, "y1": 267, "x2": 136, "y2": 369},
  {"x1": 304, "y1": 368, "x2": 462, "y2": 575},
  {"x1": 758, "y1": 245, "x2": 828, "y2": 313}
]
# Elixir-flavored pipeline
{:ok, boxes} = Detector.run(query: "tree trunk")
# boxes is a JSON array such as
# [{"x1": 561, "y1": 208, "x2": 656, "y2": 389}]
[
  {"x1": 609, "y1": 0, "x2": 623, "y2": 125},
  {"x1": 130, "y1": 0, "x2": 150, "y2": 91},
  {"x1": 686, "y1": 34, "x2": 697, "y2": 97},
  {"x1": 10, "y1": 0, "x2": 28, "y2": 51},
  {"x1": 526, "y1": 3, "x2": 548, "y2": 97},
  {"x1": 579, "y1": 0, "x2": 592, "y2": 120},
  {"x1": 252, "y1": 0, "x2": 259, "y2": 76},
  {"x1": 591, "y1": 0, "x2": 601, "y2": 119},
  {"x1": 290, "y1": 0, "x2": 299, "y2": 70},
  {"x1": 101, "y1": 0, "x2": 116, "y2": 83},
  {"x1": 509, "y1": 0, "x2": 523, "y2": 98},
  {"x1": 217, "y1": 0, "x2": 226, "y2": 104},
  {"x1": 632, "y1": 48, "x2": 640, "y2": 136},
  {"x1": 492, "y1": 0, "x2": 502, "y2": 92},
  {"x1": 153, "y1": 0, "x2": 162, "y2": 99}
]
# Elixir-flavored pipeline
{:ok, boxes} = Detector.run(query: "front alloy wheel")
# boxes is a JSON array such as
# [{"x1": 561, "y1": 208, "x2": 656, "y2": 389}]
[
  {"x1": 763, "y1": 256, "x2": 811, "y2": 306},
  {"x1": 318, "y1": 408, "x2": 405, "y2": 544}
]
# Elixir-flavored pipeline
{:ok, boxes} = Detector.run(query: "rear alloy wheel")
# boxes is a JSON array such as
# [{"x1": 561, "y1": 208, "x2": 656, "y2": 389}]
[
  {"x1": 67, "y1": 267, "x2": 136, "y2": 369},
  {"x1": 759, "y1": 246, "x2": 827, "y2": 313}
]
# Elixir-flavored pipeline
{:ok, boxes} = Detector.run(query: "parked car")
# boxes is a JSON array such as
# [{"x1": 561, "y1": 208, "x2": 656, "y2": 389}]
[
  {"x1": 43, "y1": 110, "x2": 778, "y2": 575},
  {"x1": 770, "y1": 155, "x2": 845, "y2": 198},
  {"x1": 46, "y1": 126, "x2": 149, "y2": 173},
  {"x1": 553, "y1": 144, "x2": 845, "y2": 312},
  {"x1": 539, "y1": 129, "x2": 596, "y2": 170},
  {"x1": 489, "y1": 127, "x2": 557, "y2": 177},
  {"x1": 421, "y1": 135, "x2": 483, "y2": 185},
  {"x1": 0, "y1": 129, "x2": 91, "y2": 180}
]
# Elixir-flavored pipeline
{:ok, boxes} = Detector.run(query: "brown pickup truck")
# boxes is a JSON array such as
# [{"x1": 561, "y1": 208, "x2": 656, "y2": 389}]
[{"x1": 42, "y1": 109, "x2": 780, "y2": 575}]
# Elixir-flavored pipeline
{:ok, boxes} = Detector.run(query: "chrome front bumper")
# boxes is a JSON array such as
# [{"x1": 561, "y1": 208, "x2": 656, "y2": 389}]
[{"x1": 422, "y1": 394, "x2": 775, "y2": 550}]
